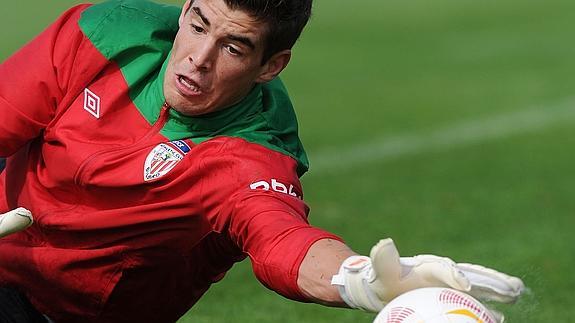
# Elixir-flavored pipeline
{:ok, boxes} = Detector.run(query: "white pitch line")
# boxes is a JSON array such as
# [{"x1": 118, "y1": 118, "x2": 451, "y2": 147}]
[{"x1": 308, "y1": 98, "x2": 575, "y2": 175}]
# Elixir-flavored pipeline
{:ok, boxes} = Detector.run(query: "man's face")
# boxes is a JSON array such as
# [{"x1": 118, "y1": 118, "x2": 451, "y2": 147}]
[{"x1": 164, "y1": 0, "x2": 284, "y2": 116}]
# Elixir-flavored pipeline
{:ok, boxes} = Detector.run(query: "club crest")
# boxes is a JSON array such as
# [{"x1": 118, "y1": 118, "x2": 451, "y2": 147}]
[{"x1": 144, "y1": 142, "x2": 185, "y2": 181}]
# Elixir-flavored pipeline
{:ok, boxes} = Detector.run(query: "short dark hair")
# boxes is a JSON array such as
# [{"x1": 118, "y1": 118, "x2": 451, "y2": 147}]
[{"x1": 223, "y1": 0, "x2": 313, "y2": 64}]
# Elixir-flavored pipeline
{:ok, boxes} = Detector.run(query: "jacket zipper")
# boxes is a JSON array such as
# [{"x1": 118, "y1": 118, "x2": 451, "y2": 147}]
[{"x1": 74, "y1": 103, "x2": 171, "y2": 186}]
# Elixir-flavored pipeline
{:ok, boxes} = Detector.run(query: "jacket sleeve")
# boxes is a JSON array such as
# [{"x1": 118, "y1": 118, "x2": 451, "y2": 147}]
[
  {"x1": 224, "y1": 190, "x2": 342, "y2": 301},
  {"x1": 0, "y1": 4, "x2": 90, "y2": 157},
  {"x1": 198, "y1": 139, "x2": 342, "y2": 301}
]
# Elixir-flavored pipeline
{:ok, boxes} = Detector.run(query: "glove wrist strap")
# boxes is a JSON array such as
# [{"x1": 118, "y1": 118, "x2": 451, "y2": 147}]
[{"x1": 330, "y1": 255, "x2": 384, "y2": 312}]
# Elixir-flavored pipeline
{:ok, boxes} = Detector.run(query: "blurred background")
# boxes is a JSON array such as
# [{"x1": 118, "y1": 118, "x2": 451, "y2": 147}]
[{"x1": 2, "y1": 0, "x2": 574, "y2": 321}]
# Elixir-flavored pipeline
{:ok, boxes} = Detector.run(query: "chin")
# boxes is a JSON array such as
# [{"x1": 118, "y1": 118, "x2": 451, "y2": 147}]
[
  {"x1": 165, "y1": 92, "x2": 194, "y2": 112},
  {"x1": 172, "y1": 106, "x2": 197, "y2": 116},
  {"x1": 165, "y1": 89, "x2": 221, "y2": 116},
  {"x1": 172, "y1": 101, "x2": 212, "y2": 117}
]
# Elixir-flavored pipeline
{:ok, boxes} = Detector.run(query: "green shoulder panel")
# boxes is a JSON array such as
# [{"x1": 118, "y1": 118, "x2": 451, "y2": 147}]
[
  {"x1": 78, "y1": 0, "x2": 180, "y2": 124},
  {"x1": 254, "y1": 79, "x2": 310, "y2": 176},
  {"x1": 78, "y1": 0, "x2": 180, "y2": 62}
]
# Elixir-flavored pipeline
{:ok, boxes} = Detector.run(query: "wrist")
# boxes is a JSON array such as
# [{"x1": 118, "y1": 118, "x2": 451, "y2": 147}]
[{"x1": 330, "y1": 255, "x2": 385, "y2": 312}]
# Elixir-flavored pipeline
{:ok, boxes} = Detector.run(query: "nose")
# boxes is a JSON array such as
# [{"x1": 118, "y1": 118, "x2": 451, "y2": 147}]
[{"x1": 190, "y1": 42, "x2": 215, "y2": 71}]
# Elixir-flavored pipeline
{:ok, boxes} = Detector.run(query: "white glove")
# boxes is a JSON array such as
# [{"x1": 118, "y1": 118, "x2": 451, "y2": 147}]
[
  {"x1": 0, "y1": 207, "x2": 34, "y2": 238},
  {"x1": 331, "y1": 238, "x2": 525, "y2": 313}
]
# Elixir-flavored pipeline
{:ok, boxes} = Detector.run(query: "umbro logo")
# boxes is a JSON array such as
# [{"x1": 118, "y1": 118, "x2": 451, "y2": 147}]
[{"x1": 83, "y1": 88, "x2": 101, "y2": 119}]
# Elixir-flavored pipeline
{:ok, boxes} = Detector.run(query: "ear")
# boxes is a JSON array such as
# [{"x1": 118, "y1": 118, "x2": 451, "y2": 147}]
[
  {"x1": 255, "y1": 50, "x2": 292, "y2": 83},
  {"x1": 179, "y1": 0, "x2": 193, "y2": 27}
]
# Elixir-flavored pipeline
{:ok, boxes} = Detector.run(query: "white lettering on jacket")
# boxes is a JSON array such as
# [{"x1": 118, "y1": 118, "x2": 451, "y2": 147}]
[{"x1": 250, "y1": 179, "x2": 301, "y2": 199}]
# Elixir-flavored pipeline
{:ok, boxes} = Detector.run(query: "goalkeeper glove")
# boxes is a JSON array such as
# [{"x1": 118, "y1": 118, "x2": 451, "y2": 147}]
[
  {"x1": 0, "y1": 208, "x2": 34, "y2": 238},
  {"x1": 331, "y1": 238, "x2": 524, "y2": 312}
]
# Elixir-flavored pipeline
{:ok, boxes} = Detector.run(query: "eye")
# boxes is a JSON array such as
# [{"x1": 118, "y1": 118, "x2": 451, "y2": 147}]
[
  {"x1": 190, "y1": 24, "x2": 205, "y2": 34},
  {"x1": 225, "y1": 45, "x2": 242, "y2": 56}
]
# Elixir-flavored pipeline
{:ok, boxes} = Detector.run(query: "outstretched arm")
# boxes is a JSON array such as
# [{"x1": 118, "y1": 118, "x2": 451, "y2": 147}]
[{"x1": 297, "y1": 237, "x2": 525, "y2": 314}]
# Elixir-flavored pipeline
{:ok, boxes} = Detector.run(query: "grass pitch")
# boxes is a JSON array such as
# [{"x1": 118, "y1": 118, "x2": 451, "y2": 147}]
[{"x1": 2, "y1": 0, "x2": 574, "y2": 322}]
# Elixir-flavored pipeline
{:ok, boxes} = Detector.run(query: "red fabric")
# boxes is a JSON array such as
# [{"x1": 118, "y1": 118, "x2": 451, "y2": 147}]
[
  {"x1": 0, "y1": 4, "x2": 91, "y2": 157},
  {"x1": 1, "y1": 136, "x2": 339, "y2": 322},
  {"x1": 0, "y1": 6, "x2": 341, "y2": 322},
  {"x1": 197, "y1": 138, "x2": 343, "y2": 301}
]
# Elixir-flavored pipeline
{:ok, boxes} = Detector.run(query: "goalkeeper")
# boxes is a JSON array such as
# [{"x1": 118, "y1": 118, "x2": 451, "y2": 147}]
[{"x1": 0, "y1": 0, "x2": 523, "y2": 322}]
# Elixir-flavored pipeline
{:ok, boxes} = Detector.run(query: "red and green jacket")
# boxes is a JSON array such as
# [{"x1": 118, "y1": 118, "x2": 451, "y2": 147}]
[{"x1": 0, "y1": 1, "x2": 340, "y2": 322}]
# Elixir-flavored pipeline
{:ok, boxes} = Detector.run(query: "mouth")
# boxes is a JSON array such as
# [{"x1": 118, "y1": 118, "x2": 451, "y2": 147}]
[{"x1": 175, "y1": 74, "x2": 203, "y2": 97}]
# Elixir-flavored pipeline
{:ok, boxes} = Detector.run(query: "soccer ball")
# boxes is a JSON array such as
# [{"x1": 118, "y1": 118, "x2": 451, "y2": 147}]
[{"x1": 373, "y1": 288, "x2": 498, "y2": 323}]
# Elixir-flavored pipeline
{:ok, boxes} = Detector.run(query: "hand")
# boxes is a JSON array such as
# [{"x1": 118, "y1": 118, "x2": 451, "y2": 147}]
[
  {"x1": 371, "y1": 239, "x2": 524, "y2": 304},
  {"x1": 0, "y1": 207, "x2": 34, "y2": 238},
  {"x1": 331, "y1": 238, "x2": 525, "y2": 313}
]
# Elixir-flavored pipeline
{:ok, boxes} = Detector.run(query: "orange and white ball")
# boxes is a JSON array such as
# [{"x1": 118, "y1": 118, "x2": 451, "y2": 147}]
[{"x1": 374, "y1": 288, "x2": 498, "y2": 323}]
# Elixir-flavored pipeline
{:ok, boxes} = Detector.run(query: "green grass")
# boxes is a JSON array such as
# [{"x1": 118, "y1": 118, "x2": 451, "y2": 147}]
[{"x1": 2, "y1": 0, "x2": 574, "y2": 322}]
